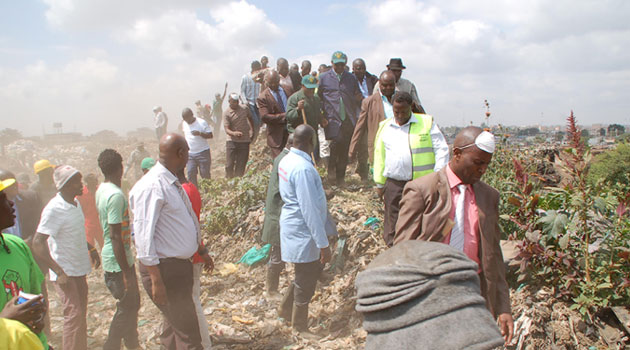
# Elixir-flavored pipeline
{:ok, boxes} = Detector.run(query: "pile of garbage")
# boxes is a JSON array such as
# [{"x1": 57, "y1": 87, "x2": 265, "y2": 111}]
[{"x1": 37, "y1": 134, "x2": 623, "y2": 349}]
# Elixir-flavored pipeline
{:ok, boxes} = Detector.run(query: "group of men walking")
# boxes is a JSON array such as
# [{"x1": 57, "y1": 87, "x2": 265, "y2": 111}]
[
  {"x1": 257, "y1": 51, "x2": 514, "y2": 344},
  {"x1": 0, "y1": 51, "x2": 514, "y2": 349}
]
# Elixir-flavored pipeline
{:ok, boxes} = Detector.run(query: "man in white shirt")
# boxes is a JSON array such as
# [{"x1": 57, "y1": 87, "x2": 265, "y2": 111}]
[
  {"x1": 154, "y1": 106, "x2": 168, "y2": 141},
  {"x1": 32, "y1": 165, "x2": 100, "y2": 350},
  {"x1": 129, "y1": 133, "x2": 210, "y2": 350},
  {"x1": 372, "y1": 92, "x2": 449, "y2": 246},
  {"x1": 181, "y1": 107, "x2": 213, "y2": 187}
]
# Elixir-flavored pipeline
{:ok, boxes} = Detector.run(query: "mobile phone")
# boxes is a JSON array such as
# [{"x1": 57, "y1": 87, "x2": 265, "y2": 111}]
[{"x1": 16, "y1": 291, "x2": 43, "y2": 306}]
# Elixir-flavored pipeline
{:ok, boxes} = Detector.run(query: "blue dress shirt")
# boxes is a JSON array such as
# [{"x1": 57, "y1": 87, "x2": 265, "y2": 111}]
[{"x1": 278, "y1": 148, "x2": 329, "y2": 263}]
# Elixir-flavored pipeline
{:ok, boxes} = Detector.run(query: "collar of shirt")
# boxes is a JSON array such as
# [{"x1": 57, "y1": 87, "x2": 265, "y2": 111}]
[
  {"x1": 358, "y1": 76, "x2": 369, "y2": 98},
  {"x1": 152, "y1": 161, "x2": 179, "y2": 185},
  {"x1": 389, "y1": 114, "x2": 418, "y2": 129},
  {"x1": 289, "y1": 147, "x2": 313, "y2": 164},
  {"x1": 445, "y1": 164, "x2": 470, "y2": 191}
]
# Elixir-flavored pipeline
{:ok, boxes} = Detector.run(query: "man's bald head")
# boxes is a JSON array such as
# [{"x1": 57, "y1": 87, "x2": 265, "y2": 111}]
[
  {"x1": 266, "y1": 70, "x2": 280, "y2": 91},
  {"x1": 352, "y1": 58, "x2": 367, "y2": 81},
  {"x1": 293, "y1": 124, "x2": 315, "y2": 154},
  {"x1": 300, "y1": 60, "x2": 311, "y2": 76},
  {"x1": 450, "y1": 126, "x2": 493, "y2": 185},
  {"x1": 379, "y1": 70, "x2": 397, "y2": 98},
  {"x1": 159, "y1": 133, "x2": 189, "y2": 174},
  {"x1": 182, "y1": 107, "x2": 195, "y2": 124}
]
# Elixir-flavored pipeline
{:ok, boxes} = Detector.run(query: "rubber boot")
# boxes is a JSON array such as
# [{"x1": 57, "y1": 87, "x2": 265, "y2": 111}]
[
  {"x1": 265, "y1": 267, "x2": 282, "y2": 300},
  {"x1": 277, "y1": 284, "x2": 294, "y2": 323},
  {"x1": 291, "y1": 303, "x2": 320, "y2": 341}
]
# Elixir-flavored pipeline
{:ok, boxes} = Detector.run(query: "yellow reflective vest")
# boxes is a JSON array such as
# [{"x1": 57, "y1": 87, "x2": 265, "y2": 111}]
[{"x1": 373, "y1": 113, "x2": 435, "y2": 185}]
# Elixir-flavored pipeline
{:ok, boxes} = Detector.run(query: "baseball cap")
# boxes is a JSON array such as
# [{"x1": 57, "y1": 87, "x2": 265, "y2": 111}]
[
  {"x1": 301, "y1": 75, "x2": 318, "y2": 89},
  {"x1": 33, "y1": 159, "x2": 54, "y2": 174},
  {"x1": 141, "y1": 157, "x2": 156, "y2": 170},
  {"x1": 331, "y1": 51, "x2": 347, "y2": 64},
  {"x1": 0, "y1": 178, "x2": 16, "y2": 193}
]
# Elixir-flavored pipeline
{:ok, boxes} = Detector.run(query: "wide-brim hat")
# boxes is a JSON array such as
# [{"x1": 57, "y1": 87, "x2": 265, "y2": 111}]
[{"x1": 387, "y1": 58, "x2": 406, "y2": 70}]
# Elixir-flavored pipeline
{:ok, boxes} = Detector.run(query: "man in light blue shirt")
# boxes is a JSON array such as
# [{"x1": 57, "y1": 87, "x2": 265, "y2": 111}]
[{"x1": 277, "y1": 124, "x2": 332, "y2": 339}]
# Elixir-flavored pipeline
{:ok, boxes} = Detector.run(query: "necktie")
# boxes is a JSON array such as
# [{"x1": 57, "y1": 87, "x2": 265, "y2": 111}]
[
  {"x1": 450, "y1": 184, "x2": 467, "y2": 251},
  {"x1": 176, "y1": 182, "x2": 201, "y2": 244}
]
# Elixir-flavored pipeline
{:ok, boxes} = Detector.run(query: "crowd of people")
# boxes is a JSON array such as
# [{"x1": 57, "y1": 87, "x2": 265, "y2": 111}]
[{"x1": 0, "y1": 51, "x2": 515, "y2": 350}]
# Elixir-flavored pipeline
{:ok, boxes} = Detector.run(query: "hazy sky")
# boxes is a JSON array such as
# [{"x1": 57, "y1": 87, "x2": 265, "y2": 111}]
[{"x1": 1, "y1": 0, "x2": 629, "y2": 136}]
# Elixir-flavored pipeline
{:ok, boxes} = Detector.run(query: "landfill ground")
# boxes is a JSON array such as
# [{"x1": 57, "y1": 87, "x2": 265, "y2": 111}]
[{"x1": 2, "y1": 133, "x2": 620, "y2": 349}]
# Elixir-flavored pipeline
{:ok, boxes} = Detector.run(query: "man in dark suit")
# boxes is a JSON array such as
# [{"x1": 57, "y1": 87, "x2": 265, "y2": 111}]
[
  {"x1": 0, "y1": 169, "x2": 42, "y2": 244},
  {"x1": 351, "y1": 58, "x2": 379, "y2": 180},
  {"x1": 257, "y1": 70, "x2": 289, "y2": 158},
  {"x1": 394, "y1": 126, "x2": 514, "y2": 345},
  {"x1": 348, "y1": 70, "x2": 396, "y2": 176},
  {"x1": 318, "y1": 51, "x2": 362, "y2": 186}
]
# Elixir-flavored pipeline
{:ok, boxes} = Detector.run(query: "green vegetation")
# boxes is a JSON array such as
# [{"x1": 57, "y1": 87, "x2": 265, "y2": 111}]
[{"x1": 485, "y1": 112, "x2": 630, "y2": 322}]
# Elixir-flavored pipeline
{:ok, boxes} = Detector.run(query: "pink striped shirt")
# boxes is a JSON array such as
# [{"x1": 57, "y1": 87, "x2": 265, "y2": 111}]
[{"x1": 443, "y1": 165, "x2": 480, "y2": 266}]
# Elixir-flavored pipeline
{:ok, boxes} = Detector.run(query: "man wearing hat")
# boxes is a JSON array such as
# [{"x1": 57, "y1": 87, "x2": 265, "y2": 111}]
[
  {"x1": 125, "y1": 143, "x2": 151, "y2": 182},
  {"x1": 153, "y1": 106, "x2": 168, "y2": 141},
  {"x1": 33, "y1": 165, "x2": 100, "y2": 350},
  {"x1": 318, "y1": 51, "x2": 363, "y2": 186},
  {"x1": 224, "y1": 92, "x2": 254, "y2": 178},
  {"x1": 374, "y1": 58, "x2": 424, "y2": 112},
  {"x1": 141, "y1": 157, "x2": 156, "y2": 175},
  {"x1": 0, "y1": 169, "x2": 43, "y2": 243},
  {"x1": 286, "y1": 75, "x2": 327, "y2": 161},
  {"x1": 355, "y1": 240, "x2": 506, "y2": 350},
  {"x1": 394, "y1": 126, "x2": 514, "y2": 344},
  {"x1": 0, "y1": 178, "x2": 50, "y2": 349},
  {"x1": 30, "y1": 159, "x2": 56, "y2": 207}
]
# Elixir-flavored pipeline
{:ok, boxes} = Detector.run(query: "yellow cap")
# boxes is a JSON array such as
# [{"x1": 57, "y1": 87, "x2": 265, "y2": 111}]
[
  {"x1": 0, "y1": 178, "x2": 16, "y2": 193},
  {"x1": 33, "y1": 159, "x2": 54, "y2": 174}
]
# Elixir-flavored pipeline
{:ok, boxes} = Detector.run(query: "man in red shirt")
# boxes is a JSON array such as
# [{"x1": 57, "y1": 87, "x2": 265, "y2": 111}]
[
  {"x1": 77, "y1": 173, "x2": 104, "y2": 251},
  {"x1": 177, "y1": 169, "x2": 213, "y2": 350}
]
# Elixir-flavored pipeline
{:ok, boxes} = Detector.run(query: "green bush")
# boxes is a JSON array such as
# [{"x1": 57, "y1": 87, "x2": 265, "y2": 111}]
[{"x1": 588, "y1": 142, "x2": 630, "y2": 186}]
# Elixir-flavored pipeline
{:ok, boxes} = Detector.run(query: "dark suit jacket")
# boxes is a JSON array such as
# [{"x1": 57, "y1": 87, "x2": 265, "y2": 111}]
[
  {"x1": 257, "y1": 87, "x2": 289, "y2": 150},
  {"x1": 289, "y1": 71, "x2": 302, "y2": 95},
  {"x1": 348, "y1": 92, "x2": 385, "y2": 163},
  {"x1": 353, "y1": 72, "x2": 378, "y2": 97},
  {"x1": 318, "y1": 69, "x2": 362, "y2": 140},
  {"x1": 15, "y1": 189, "x2": 43, "y2": 243},
  {"x1": 394, "y1": 167, "x2": 511, "y2": 318}
]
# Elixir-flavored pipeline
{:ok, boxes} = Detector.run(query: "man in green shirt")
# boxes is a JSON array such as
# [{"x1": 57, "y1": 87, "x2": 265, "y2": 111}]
[
  {"x1": 0, "y1": 178, "x2": 49, "y2": 349},
  {"x1": 96, "y1": 149, "x2": 141, "y2": 350},
  {"x1": 286, "y1": 75, "x2": 327, "y2": 162}
]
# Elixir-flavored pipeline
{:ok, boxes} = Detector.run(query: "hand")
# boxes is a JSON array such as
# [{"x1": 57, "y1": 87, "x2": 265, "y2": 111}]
[
  {"x1": 151, "y1": 279, "x2": 168, "y2": 306},
  {"x1": 297, "y1": 100, "x2": 305, "y2": 111},
  {"x1": 201, "y1": 253, "x2": 214, "y2": 273},
  {"x1": 0, "y1": 295, "x2": 47, "y2": 331},
  {"x1": 122, "y1": 268, "x2": 136, "y2": 290},
  {"x1": 56, "y1": 271, "x2": 69, "y2": 285},
  {"x1": 90, "y1": 249, "x2": 101, "y2": 269},
  {"x1": 234, "y1": 131, "x2": 243, "y2": 137},
  {"x1": 320, "y1": 117, "x2": 328, "y2": 128},
  {"x1": 320, "y1": 246, "x2": 332, "y2": 265},
  {"x1": 191, "y1": 130, "x2": 201, "y2": 136},
  {"x1": 497, "y1": 313, "x2": 514, "y2": 344},
  {"x1": 348, "y1": 152, "x2": 356, "y2": 163},
  {"x1": 374, "y1": 187, "x2": 385, "y2": 199}
]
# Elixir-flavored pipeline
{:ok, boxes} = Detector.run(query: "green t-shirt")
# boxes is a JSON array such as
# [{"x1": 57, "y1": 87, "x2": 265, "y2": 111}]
[
  {"x1": 0, "y1": 234, "x2": 48, "y2": 349},
  {"x1": 95, "y1": 182, "x2": 134, "y2": 273}
]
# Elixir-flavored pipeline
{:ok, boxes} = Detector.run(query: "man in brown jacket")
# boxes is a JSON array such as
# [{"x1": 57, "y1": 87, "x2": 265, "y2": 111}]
[
  {"x1": 257, "y1": 70, "x2": 289, "y2": 158},
  {"x1": 348, "y1": 71, "x2": 396, "y2": 166},
  {"x1": 394, "y1": 126, "x2": 514, "y2": 345}
]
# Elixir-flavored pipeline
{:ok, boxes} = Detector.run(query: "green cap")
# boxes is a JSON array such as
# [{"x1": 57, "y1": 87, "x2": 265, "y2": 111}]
[
  {"x1": 301, "y1": 75, "x2": 318, "y2": 89},
  {"x1": 331, "y1": 51, "x2": 347, "y2": 64},
  {"x1": 141, "y1": 157, "x2": 156, "y2": 170}
]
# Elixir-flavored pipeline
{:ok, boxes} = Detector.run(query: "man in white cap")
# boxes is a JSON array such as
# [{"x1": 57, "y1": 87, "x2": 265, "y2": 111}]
[
  {"x1": 394, "y1": 126, "x2": 514, "y2": 345},
  {"x1": 32, "y1": 165, "x2": 100, "y2": 350},
  {"x1": 154, "y1": 106, "x2": 168, "y2": 141}
]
